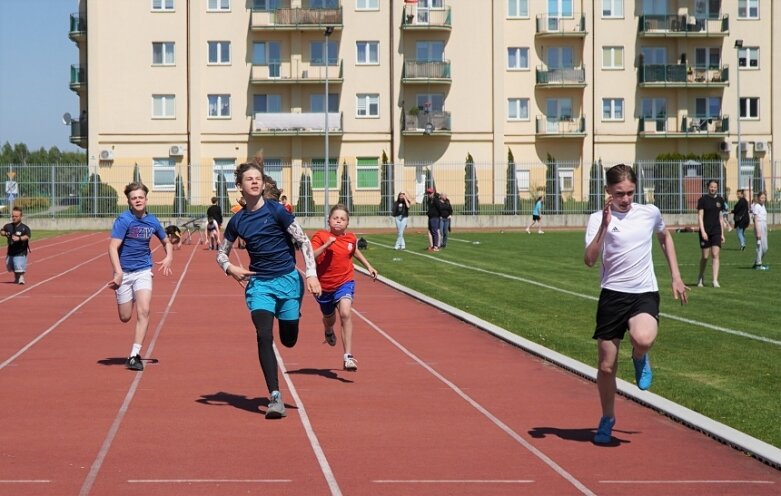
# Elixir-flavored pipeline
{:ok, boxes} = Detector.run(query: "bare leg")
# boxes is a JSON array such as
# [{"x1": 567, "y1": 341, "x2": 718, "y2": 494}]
[
  {"x1": 596, "y1": 338, "x2": 620, "y2": 418},
  {"x1": 337, "y1": 298, "x2": 354, "y2": 356}
]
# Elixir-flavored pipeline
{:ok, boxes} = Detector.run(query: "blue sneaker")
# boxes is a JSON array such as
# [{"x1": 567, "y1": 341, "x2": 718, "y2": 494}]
[
  {"x1": 633, "y1": 354, "x2": 653, "y2": 390},
  {"x1": 594, "y1": 416, "x2": 615, "y2": 444}
]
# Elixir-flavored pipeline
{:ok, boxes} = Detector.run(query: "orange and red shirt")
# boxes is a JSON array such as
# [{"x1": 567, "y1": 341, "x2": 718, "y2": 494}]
[{"x1": 310, "y1": 230, "x2": 357, "y2": 291}]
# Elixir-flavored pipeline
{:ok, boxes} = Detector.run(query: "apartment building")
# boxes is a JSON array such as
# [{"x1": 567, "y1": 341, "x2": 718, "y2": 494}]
[{"x1": 67, "y1": 0, "x2": 778, "y2": 208}]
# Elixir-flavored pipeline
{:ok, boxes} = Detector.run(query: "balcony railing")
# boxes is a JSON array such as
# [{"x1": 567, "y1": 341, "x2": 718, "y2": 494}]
[
  {"x1": 638, "y1": 64, "x2": 729, "y2": 86},
  {"x1": 403, "y1": 111, "x2": 452, "y2": 134},
  {"x1": 535, "y1": 15, "x2": 586, "y2": 35},
  {"x1": 401, "y1": 5, "x2": 451, "y2": 30},
  {"x1": 639, "y1": 115, "x2": 729, "y2": 136},
  {"x1": 251, "y1": 6, "x2": 343, "y2": 30},
  {"x1": 639, "y1": 14, "x2": 729, "y2": 36},
  {"x1": 68, "y1": 13, "x2": 86, "y2": 41},
  {"x1": 70, "y1": 65, "x2": 86, "y2": 92},
  {"x1": 535, "y1": 116, "x2": 586, "y2": 136},
  {"x1": 402, "y1": 60, "x2": 451, "y2": 83},
  {"x1": 251, "y1": 60, "x2": 343, "y2": 84},
  {"x1": 69, "y1": 119, "x2": 87, "y2": 147},
  {"x1": 535, "y1": 65, "x2": 586, "y2": 86},
  {"x1": 252, "y1": 112, "x2": 342, "y2": 135}
]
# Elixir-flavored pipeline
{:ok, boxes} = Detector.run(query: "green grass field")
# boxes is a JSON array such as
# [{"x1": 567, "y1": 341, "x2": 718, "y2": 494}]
[{"x1": 357, "y1": 227, "x2": 780, "y2": 448}]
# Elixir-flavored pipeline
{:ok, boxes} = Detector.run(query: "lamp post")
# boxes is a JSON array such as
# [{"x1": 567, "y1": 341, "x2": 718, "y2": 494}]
[
  {"x1": 734, "y1": 39, "x2": 743, "y2": 194},
  {"x1": 323, "y1": 26, "x2": 334, "y2": 227}
]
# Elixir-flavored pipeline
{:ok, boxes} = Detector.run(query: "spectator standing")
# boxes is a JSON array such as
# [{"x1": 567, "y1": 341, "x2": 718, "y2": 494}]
[
  {"x1": 752, "y1": 191, "x2": 769, "y2": 270},
  {"x1": 1, "y1": 206, "x2": 31, "y2": 285},
  {"x1": 425, "y1": 188, "x2": 443, "y2": 252},
  {"x1": 439, "y1": 192, "x2": 453, "y2": 248},
  {"x1": 392, "y1": 192, "x2": 411, "y2": 250},
  {"x1": 696, "y1": 180, "x2": 726, "y2": 288},
  {"x1": 731, "y1": 189, "x2": 750, "y2": 251}
]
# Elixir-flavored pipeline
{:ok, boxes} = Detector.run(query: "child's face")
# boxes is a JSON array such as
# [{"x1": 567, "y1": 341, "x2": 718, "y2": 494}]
[
  {"x1": 126, "y1": 189, "x2": 148, "y2": 214},
  {"x1": 605, "y1": 179, "x2": 635, "y2": 213},
  {"x1": 239, "y1": 169, "x2": 263, "y2": 198},
  {"x1": 328, "y1": 209, "x2": 350, "y2": 233},
  {"x1": 758, "y1": 193, "x2": 766, "y2": 205}
]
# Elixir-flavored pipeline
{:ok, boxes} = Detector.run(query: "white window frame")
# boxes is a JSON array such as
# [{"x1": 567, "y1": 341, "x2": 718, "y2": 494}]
[
  {"x1": 356, "y1": 0, "x2": 378, "y2": 11},
  {"x1": 152, "y1": 0, "x2": 175, "y2": 11},
  {"x1": 516, "y1": 169, "x2": 530, "y2": 192},
  {"x1": 602, "y1": 98, "x2": 624, "y2": 121},
  {"x1": 507, "y1": 0, "x2": 528, "y2": 18},
  {"x1": 738, "y1": 0, "x2": 759, "y2": 19},
  {"x1": 739, "y1": 97, "x2": 759, "y2": 120},
  {"x1": 207, "y1": 0, "x2": 230, "y2": 12},
  {"x1": 356, "y1": 41, "x2": 379, "y2": 65},
  {"x1": 507, "y1": 47, "x2": 529, "y2": 70},
  {"x1": 208, "y1": 41, "x2": 231, "y2": 65},
  {"x1": 213, "y1": 159, "x2": 237, "y2": 192},
  {"x1": 507, "y1": 98, "x2": 529, "y2": 121},
  {"x1": 208, "y1": 94, "x2": 231, "y2": 118},
  {"x1": 558, "y1": 168, "x2": 574, "y2": 192},
  {"x1": 153, "y1": 158, "x2": 176, "y2": 191},
  {"x1": 738, "y1": 47, "x2": 759, "y2": 69},
  {"x1": 602, "y1": 0, "x2": 623, "y2": 18},
  {"x1": 152, "y1": 42, "x2": 175, "y2": 65},
  {"x1": 152, "y1": 94, "x2": 176, "y2": 118},
  {"x1": 356, "y1": 93, "x2": 379, "y2": 118},
  {"x1": 602, "y1": 46, "x2": 624, "y2": 69}
]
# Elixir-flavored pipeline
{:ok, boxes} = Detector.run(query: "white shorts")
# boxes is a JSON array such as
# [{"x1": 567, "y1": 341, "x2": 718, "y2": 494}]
[{"x1": 115, "y1": 269, "x2": 153, "y2": 305}]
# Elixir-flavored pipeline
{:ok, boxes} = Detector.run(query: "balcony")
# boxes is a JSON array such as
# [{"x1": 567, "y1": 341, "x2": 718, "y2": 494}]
[
  {"x1": 251, "y1": 4, "x2": 343, "y2": 31},
  {"x1": 535, "y1": 15, "x2": 586, "y2": 37},
  {"x1": 535, "y1": 65, "x2": 586, "y2": 88},
  {"x1": 402, "y1": 111, "x2": 452, "y2": 136},
  {"x1": 68, "y1": 13, "x2": 86, "y2": 42},
  {"x1": 69, "y1": 119, "x2": 87, "y2": 147},
  {"x1": 639, "y1": 14, "x2": 729, "y2": 37},
  {"x1": 638, "y1": 115, "x2": 729, "y2": 137},
  {"x1": 535, "y1": 116, "x2": 586, "y2": 137},
  {"x1": 70, "y1": 64, "x2": 86, "y2": 93},
  {"x1": 252, "y1": 112, "x2": 342, "y2": 136},
  {"x1": 638, "y1": 64, "x2": 729, "y2": 87},
  {"x1": 402, "y1": 60, "x2": 451, "y2": 84},
  {"x1": 251, "y1": 60, "x2": 343, "y2": 84},
  {"x1": 400, "y1": 5, "x2": 451, "y2": 31}
]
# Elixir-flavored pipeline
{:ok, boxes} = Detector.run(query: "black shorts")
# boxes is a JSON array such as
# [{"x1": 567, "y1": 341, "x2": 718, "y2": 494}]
[
  {"x1": 532, "y1": 215, "x2": 541, "y2": 221},
  {"x1": 593, "y1": 289, "x2": 659, "y2": 341},
  {"x1": 699, "y1": 231, "x2": 722, "y2": 248}
]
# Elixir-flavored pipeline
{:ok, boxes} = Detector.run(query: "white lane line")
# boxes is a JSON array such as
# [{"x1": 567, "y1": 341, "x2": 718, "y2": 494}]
[
  {"x1": 352, "y1": 308, "x2": 597, "y2": 496},
  {"x1": 30, "y1": 237, "x2": 107, "y2": 265},
  {"x1": 79, "y1": 244, "x2": 199, "y2": 496},
  {"x1": 601, "y1": 480, "x2": 775, "y2": 484},
  {"x1": 374, "y1": 479, "x2": 534, "y2": 484},
  {"x1": 0, "y1": 480, "x2": 50, "y2": 483},
  {"x1": 369, "y1": 241, "x2": 780, "y2": 346},
  {"x1": 30, "y1": 232, "x2": 101, "y2": 251},
  {"x1": 128, "y1": 479, "x2": 291, "y2": 484}
]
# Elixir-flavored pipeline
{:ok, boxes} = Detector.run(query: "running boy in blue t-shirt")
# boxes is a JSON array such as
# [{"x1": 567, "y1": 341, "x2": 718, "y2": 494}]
[{"x1": 108, "y1": 182, "x2": 173, "y2": 371}]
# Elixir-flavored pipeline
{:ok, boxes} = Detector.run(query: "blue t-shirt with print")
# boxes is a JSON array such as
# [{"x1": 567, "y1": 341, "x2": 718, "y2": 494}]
[
  {"x1": 111, "y1": 210, "x2": 167, "y2": 273},
  {"x1": 224, "y1": 199, "x2": 296, "y2": 279}
]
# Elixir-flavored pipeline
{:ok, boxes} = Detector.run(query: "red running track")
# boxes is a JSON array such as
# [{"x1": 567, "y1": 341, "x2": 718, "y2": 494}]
[{"x1": 0, "y1": 232, "x2": 778, "y2": 496}]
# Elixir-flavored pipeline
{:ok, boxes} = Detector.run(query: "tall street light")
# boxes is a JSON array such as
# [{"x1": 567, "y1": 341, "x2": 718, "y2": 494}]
[
  {"x1": 734, "y1": 39, "x2": 743, "y2": 194},
  {"x1": 323, "y1": 26, "x2": 334, "y2": 227}
]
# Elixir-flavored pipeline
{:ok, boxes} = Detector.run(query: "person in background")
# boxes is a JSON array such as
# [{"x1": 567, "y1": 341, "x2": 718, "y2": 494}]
[
  {"x1": 425, "y1": 188, "x2": 443, "y2": 252},
  {"x1": 696, "y1": 180, "x2": 726, "y2": 288},
  {"x1": 439, "y1": 192, "x2": 453, "y2": 248},
  {"x1": 280, "y1": 195, "x2": 294, "y2": 214},
  {"x1": 731, "y1": 189, "x2": 750, "y2": 251},
  {"x1": 527, "y1": 196, "x2": 544, "y2": 234},
  {"x1": 392, "y1": 191, "x2": 411, "y2": 250},
  {"x1": 752, "y1": 191, "x2": 769, "y2": 270},
  {"x1": 206, "y1": 196, "x2": 223, "y2": 247},
  {"x1": 1, "y1": 206, "x2": 31, "y2": 285}
]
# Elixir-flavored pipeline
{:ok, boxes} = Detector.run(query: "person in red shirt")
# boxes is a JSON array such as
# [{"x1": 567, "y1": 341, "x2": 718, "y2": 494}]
[
  {"x1": 311, "y1": 204, "x2": 377, "y2": 371},
  {"x1": 280, "y1": 194, "x2": 293, "y2": 214}
]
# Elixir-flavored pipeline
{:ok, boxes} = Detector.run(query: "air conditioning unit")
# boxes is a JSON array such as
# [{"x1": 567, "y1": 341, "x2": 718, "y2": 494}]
[
  {"x1": 754, "y1": 141, "x2": 767, "y2": 153},
  {"x1": 718, "y1": 141, "x2": 730, "y2": 152},
  {"x1": 169, "y1": 145, "x2": 184, "y2": 157},
  {"x1": 99, "y1": 149, "x2": 114, "y2": 161}
]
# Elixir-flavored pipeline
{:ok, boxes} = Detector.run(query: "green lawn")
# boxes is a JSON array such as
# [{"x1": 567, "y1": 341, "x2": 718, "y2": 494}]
[{"x1": 357, "y1": 227, "x2": 780, "y2": 448}]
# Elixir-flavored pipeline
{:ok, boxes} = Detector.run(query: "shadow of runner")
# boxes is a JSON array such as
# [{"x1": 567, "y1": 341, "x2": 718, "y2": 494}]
[
  {"x1": 286, "y1": 367, "x2": 354, "y2": 384},
  {"x1": 97, "y1": 357, "x2": 159, "y2": 366},
  {"x1": 528, "y1": 426, "x2": 634, "y2": 447},
  {"x1": 196, "y1": 391, "x2": 298, "y2": 416}
]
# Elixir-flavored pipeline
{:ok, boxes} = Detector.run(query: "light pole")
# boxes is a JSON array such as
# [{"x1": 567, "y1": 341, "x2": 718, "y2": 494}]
[
  {"x1": 734, "y1": 39, "x2": 743, "y2": 194},
  {"x1": 323, "y1": 26, "x2": 334, "y2": 227}
]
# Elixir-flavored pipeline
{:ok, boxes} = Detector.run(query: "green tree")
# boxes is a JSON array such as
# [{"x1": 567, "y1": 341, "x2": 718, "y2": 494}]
[
  {"x1": 544, "y1": 153, "x2": 556, "y2": 212},
  {"x1": 378, "y1": 150, "x2": 393, "y2": 215},
  {"x1": 216, "y1": 172, "x2": 230, "y2": 214},
  {"x1": 79, "y1": 173, "x2": 118, "y2": 216},
  {"x1": 337, "y1": 161, "x2": 354, "y2": 212},
  {"x1": 464, "y1": 153, "x2": 479, "y2": 214},
  {"x1": 295, "y1": 171, "x2": 315, "y2": 216},
  {"x1": 588, "y1": 159, "x2": 603, "y2": 211},
  {"x1": 502, "y1": 148, "x2": 519, "y2": 215},
  {"x1": 173, "y1": 173, "x2": 188, "y2": 217},
  {"x1": 132, "y1": 163, "x2": 143, "y2": 184}
]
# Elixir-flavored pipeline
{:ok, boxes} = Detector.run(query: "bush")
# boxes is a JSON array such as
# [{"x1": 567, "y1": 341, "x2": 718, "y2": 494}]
[
  {"x1": 12, "y1": 197, "x2": 50, "y2": 211},
  {"x1": 80, "y1": 174, "x2": 119, "y2": 216}
]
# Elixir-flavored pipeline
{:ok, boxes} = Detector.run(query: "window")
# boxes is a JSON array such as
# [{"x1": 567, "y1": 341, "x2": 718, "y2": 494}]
[
  {"x1": 738, "y1": 0, "x2": 758, "y2": 19},
  {"x1": 253, "y1": 41, "x2": 281, "y2": 77},
  {"x1": 547, "y1": 46, "x2": 573, "y2": 69},
  {"x1": 516, "y1": 169, "x2": 530, "y2": 192},
  {"x1": 739, "y1": 97, "x2": 759, "y2": 119},
  {"x1": 602, "y1": 0, "x2": 623, "y2": 17},
  {"x1": 152, "y1": 0, "x2": 174, "y2": 11},
  {"x1": 558, "y1": 169, "x2": 574, "y2": 192},
  {"x1": 356, "y1": 157, "x2": 379, "y2": 189},
  {"x1": 213, "y1": 159, "x2": 237, "y2": 191},
  {"x1": 356, "y1": 94, "x2": 379, "y2": 117},
  {"x1": 507, "y1": 47, "x2": 529, "y2": 70},
  {"x1": 416, "y1": 41, "x2": 444, "y2": 62},
  {"x1": 548, "y1": 0, "x2": 574, "y2": 17},
  {"x1": 153, "y1": 158, "x2": 175, "y2": 190},
  {"x1": 208, "y1": 41, "x2": 231, "y2": 64},
  {"x1": 311, "y1": 93, "x2": 339, "y2": 113},
  {"x1": 738, "y1": 47, "x2": 759, "y2": 68},
  {"x1": 207, "y1": 0, "x2": 230, "y2": 11},
  {"x1": 602, "y1": 98, "x2": 624, "y2": 120},
  {"x1": 640, "y1": 46, "x2": 666, "y2": 65},
  {"x1": 507, "y1": 0, "x2": 528, "y2": 18},
  {"x1": 356, "y1": 0, "x2": 378, "y2": 10},
  {"x1": 264, "y1": 159, "x2": 283, "y2": 186},
  {"x1": 695, "y1": 47, "x2": 720, "y2": 69},
  {"x1": 152, "y1": 42, "x2": 175, "y2": 65},
  {"x1": 416, "y1": 93, "x2": 444, "y2": 112},
  {"x1": 602, "y1": 46, "x2": 624, "y2": 69},
  {"x1": 356, "y1": 41, "x2": 379, "y2": 64},
  {"x1": 152, "y1": 94, "x2": 175, "y2": 118},
  {"x1": 507, "y1": 98, "x2": 529, "y2": 120},
  {"x1": 311, "y1": 41, "x2": 338, "y2": 66},
  {"x1": 695, "y1": 97, "x2": 722, "y2": 118},
  {"x1": 311, "y1": 159, "x2": 338, "y2": 190},
  {"x1": 208, "y1": 94, "x2": 231, "y2": 118},
  {"x1": 254, "y1": 94, "x2": 282, "y2": 114},
  {"x1": 253, "y1": 0, "x2": 280, "y2": 10},
  {"x1": 311, "y1": 0, "x2": 339, "y2": 8}
]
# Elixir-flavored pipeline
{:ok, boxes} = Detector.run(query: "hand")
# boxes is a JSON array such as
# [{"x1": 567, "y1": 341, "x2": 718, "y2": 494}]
[
  {"x1": 306, "y1": 275, "x2": 322, "y2": 297},
  {"x1": 227, "y1": 265, "x2": 256, "y2": 283},
  {"x1": 156, "y1": 258, "x2": 173, "y2": 276},
  {"x1": 601, "y1": 196, "x2": 613, "y2": 228},
  {"x1": 701, "y1": 232, "x2": 709, "y2": 242},
  {"x1": 326, "y1": 236, "x2": 337, "y2": 247},
  {"x1": 672, "y1": 278, "x2": 689, "y2": 305},
  {"x1": 107, "y1": 272, "x2": 123, "y2": 290},
  {"x1": 368, "y1": 267, "x2": 378, "y2": 281}
]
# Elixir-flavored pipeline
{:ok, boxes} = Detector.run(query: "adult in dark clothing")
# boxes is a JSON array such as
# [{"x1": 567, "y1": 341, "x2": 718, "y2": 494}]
[
  {"x1": 696, "y1": 180, "x2": 726, "y2": 288},
  {"x1": 731, "y1": 189, "x2": 751, "y2": 251},
  {"x1": 392, "y1": 192, "x2": 411, "y2": 250},
  {"x1": 1, "y1": 206, "x2": 31, "y2": 285},
  {"x1": 206, "y1": 196, "x2": 223, "y2": 227},
  {"x1": 439, "y1": 192, "x2": 453, "y2": 248},
  {"x1": 425, "y1": 188, "x2": 443, "y2": 252}
]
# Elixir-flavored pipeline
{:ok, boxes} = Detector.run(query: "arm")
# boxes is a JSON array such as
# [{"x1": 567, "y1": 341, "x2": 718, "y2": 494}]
[
  {"x1": 156, "y1": 236, "x2": 174, "y2": 275},
  {"x1": 353, "y1": 248, "x2": 377, "y2": 280},
  {"x1": 107, "y1": 238, "x2": 124, "y2": 289},
  {"x1": 697, "y1": 208, "x2": 708, "y2": 240},
  {"x1": 656, "y1": 229, "x2": 688, "y2": 304},
  {"x1": 216, "y1": 237, "x2": 256, "y2": 282},
  {"x1": 286, "y1": 221, "x2": 322, "y2": 296},
  {"x1": 312, "y1": 236, "x2": 336, "y2": 258},
  {"x1": 584, "y1": 201, "x2": 611, "y2": 267}
]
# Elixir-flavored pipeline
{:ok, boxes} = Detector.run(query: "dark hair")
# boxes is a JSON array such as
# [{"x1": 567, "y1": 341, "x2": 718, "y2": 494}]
[
  {"x1": 605, "y1": 164, "x2": 637, "y2": 186},
  {"x1": 234, "y1": 160, "x2": 280, "y2": 201},
  {"x1": 124, "y1": 182, "x2": 148, "y2": 198},
  {"x1": 329, "y1": 203, "x2": 350, "y2": 218},
  {"x1": 211, "y1": 196, "x2": 218, "y2": 204},
  {"x1": 12, "y1": 206, "x2": 22, "y2": 214},
  {"x1": 707, "y1": 179, "x2": 719, "y2": 187}
]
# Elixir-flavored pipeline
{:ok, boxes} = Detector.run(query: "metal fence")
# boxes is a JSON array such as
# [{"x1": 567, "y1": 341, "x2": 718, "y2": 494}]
[{"x1": 1, "y1": 160, "x2": 778, "y2": 221}]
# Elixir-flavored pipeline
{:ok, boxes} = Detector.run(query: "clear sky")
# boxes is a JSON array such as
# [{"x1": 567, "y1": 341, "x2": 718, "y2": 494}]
[{"x1": 0, "y1": 0, "x2": 81, "y2": 152}]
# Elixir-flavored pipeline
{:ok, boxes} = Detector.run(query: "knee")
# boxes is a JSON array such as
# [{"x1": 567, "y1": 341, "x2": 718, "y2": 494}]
[
  {"x1": 279, "y1": 320, "x2": 299, "y2": 348},
  {"x1": 597, "y1": 360, "x2": 616, "y2": 376},
  {"x1": 119, "y1": 315, "x2": 132, "y2": 323}
]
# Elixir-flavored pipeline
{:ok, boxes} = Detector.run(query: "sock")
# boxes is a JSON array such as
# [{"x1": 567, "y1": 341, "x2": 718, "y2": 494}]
[
  {"x1": 130, "y1": 343, "x2": 142, "y2": 358},
  {"x1": 344, "y1": 353, "x2": 352, "y2": 360}
]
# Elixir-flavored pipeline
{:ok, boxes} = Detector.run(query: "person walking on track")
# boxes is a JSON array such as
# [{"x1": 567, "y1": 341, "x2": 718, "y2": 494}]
[{"x1": 1, "y1": 206, "x2": 31, "y2": 285}]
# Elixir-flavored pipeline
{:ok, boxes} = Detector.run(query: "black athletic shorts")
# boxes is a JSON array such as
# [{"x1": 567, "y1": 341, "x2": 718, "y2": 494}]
[
  {"x1": 593, "y1": 288, "x2": 659, "y2": 341},
  {"x1": 699, "y1": 230, "x2": 722, "y2": 248}
]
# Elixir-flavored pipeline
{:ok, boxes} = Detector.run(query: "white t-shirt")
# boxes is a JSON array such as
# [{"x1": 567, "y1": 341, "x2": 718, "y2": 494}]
[
  {"x1": 752, "y1": 203, "x2": 767, "y2": 224},
  {"x1": 586, "y1": 203, "x2": 666, "y2": 293}
]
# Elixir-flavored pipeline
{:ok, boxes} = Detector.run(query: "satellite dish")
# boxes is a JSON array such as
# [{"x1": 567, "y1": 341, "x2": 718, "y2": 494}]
[{"x1": 62, "y1": 112, "x2": 72, "y2": 125}]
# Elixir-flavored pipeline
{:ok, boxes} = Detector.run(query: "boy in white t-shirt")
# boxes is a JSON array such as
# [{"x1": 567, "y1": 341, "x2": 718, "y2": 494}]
[{"x1": 752, "y1": 191, "x2": 769, "y2": 270}]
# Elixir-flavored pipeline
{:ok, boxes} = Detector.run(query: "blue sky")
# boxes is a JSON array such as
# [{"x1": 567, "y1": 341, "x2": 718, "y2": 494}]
[{"x1": 0, "y1": 0, "x2": 81, "y2": 152}]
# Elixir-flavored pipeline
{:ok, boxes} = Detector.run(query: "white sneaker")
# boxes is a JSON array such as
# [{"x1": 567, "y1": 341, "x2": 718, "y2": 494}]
[
  {"x1": 697, "y1": 278, "x2": 704, "y2": 288},
  {"x1": 17, "y1": 275, "x2": 25, "y2": 285},
  {"x1": 713, "y1": 281, "x2": 720, "y2": 288},
  {"x1": 343, "y1": 355, "x2": 358, "y2": 371}
]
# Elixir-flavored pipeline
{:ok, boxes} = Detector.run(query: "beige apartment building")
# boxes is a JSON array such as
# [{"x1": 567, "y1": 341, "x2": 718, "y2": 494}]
[{"x1": 67, "y1": 0, "x2": 779, "y2": 211}]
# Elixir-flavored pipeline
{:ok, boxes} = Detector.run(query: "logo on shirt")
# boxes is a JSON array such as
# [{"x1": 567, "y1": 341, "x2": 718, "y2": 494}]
[
  {"x1": 128, "y1": 226, "x2": 155, "y2": 239},
  {"x1": 347, "y1": 243, "x2": 354, "y2": 251},
  {"x1": 611, "y1": 226, "x2": 620, "y2": 232}
]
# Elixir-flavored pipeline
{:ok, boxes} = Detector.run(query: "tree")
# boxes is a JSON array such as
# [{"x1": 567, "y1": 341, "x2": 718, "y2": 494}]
[
  {"x1": 295, "y1": 171, "x2": 315, "y2": 216},
  {"x1": 544, "y1": 153, "x2": 557, "y2": 212},
  {"x1": 421, "y1": 166, "x2": 437, "y2": 214},
  {"x1": 132, "y1": 162, "x2": 142, "y2": 184},
  {"x1": 79, "y1": 173, "x2": 118, "y2": 216},
  {"x1": 752, "y1": 159, "x2": 765, "y2": 195},
  {"x1": 173, "y1": 173, "x2": 188, "y2": 217},
  {"x1": 464, "y1": 153, "x2": 479, "y2": 214},
  {"x1": 502, "y1": 148, "x2": 519, "y2": 215},
  {"x1": 588, "y1": 159, "x2": 603, "y2": 211},
  {"x1": 378, "y1": 150, "x2": 393, "y2": 215},
  {"x1": 216, "y1": 172, "x2": 230, "y2": 213},
  {"x1": 337, "y1": 161, "x2": 354, "y2": 212}
]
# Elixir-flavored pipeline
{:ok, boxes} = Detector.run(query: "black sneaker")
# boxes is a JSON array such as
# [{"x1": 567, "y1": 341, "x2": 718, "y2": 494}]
[{"x1": 126, "y1": 355, "x2": 144, "y2": 371}]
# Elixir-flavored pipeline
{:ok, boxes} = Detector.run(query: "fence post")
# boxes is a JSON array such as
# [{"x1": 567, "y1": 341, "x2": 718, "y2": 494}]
[
  {"x1": 51, "y1": 164, "x2": 56, "y2": 218},
  {"x1": 678, "y1": 160, "x2": 683, "y2": 212},
  {"x1": 93, "y1": 172, "x2": 98, "y2": 217}
]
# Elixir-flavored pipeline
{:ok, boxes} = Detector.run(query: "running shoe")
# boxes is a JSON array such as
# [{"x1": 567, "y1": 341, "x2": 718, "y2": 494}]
[
  {"x1": 594, "y1": 416, "x2": 615, "y2": 444},
  {"x1": 324, "y1": 328, "x2": 337, "y2": 346},
  {"x1": 126, "y1": 355, "x2": 144, "y2": 371},
  {"x1": 265, "y1": 391, "x2": 286, "y2": 419},
  {"x1": 632, "y1": 354, "x2": 653, "y2": 390},
  {"x1": 696, "y1": 277, "x2": 704, "y2": 288},
  {"x1": 17, "y1": 275, "x2": 25, "y2": 285},
  {"x1": 343, "y1": 355, "x2": 358, "y2": 371},
  {"x1": 712, "y1": 280, "x2": 720, "y2": 288}
]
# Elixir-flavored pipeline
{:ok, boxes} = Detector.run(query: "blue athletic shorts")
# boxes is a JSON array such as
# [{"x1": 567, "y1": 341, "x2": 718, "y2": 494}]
[
  {"x1": 315, "y1": 280, "x2": 355, "y2": 316},
  {"x1": 5, "y1": 255, "x2": 27, "y2": 273},
  {"x1": 245, "y1": 269, "x2": 304, "y2": 320}
]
